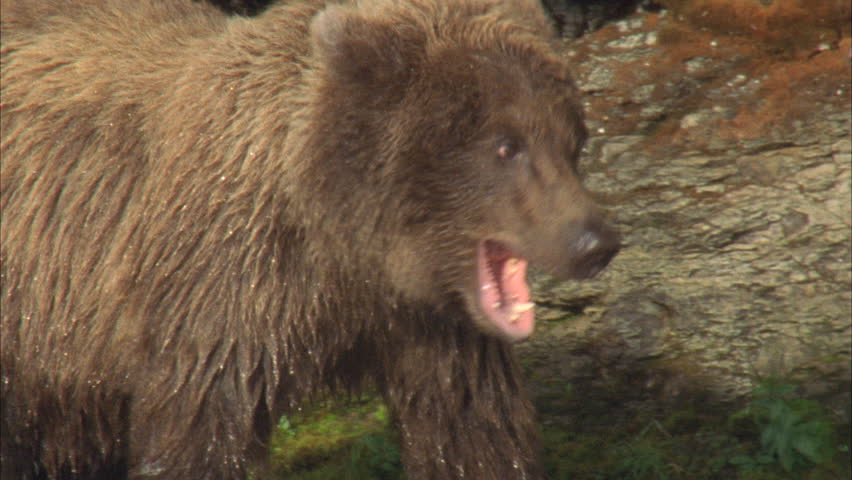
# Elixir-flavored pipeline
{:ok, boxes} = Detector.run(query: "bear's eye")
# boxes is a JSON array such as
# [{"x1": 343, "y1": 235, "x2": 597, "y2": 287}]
[{"x1": 496, "y1": 138, "x2": 522, "y2": 162}]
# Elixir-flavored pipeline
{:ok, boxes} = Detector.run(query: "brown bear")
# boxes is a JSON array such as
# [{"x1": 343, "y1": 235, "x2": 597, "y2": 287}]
[{"x1": 0, "y1": 0, "x2": 620, "y2": 479}]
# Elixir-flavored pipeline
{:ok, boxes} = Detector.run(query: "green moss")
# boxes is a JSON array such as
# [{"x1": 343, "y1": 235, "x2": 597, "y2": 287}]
[{"x1": 268, "y1": 397, "x2": 401, "y2": 478}]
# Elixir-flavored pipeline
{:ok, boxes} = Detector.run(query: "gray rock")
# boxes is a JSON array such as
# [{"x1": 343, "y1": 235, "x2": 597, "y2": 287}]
[{"x1": 520, "y1": 8, "x2": 852, "y2": 418}]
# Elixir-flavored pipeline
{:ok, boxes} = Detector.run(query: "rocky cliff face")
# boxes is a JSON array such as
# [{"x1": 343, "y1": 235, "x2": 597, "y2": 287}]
[{"x1": 521, "y1": 4, "x2": 851, "y2": 421}]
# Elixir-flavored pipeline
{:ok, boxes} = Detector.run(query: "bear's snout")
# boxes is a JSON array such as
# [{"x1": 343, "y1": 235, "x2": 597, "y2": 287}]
[{"x1": 569, "y1": 217, "x2": 621, "y2": 279}]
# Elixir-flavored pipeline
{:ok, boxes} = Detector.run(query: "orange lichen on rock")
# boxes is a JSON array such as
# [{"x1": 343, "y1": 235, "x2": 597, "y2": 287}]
[
  {"x1": 659, "y1": 0, "x2": 851, "y2": 52},
  {"x1": 571, "y1": 2, "x2": 850, "y2": 149},
  {"x1": 720, "y1": 37, "x2": 851, "y2": 140}
]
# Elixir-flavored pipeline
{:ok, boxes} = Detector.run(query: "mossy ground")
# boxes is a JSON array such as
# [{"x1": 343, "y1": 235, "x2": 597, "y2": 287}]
[
  {"x1": 534, "y1": 378, "x2": 850, "y2": 480},
  {"x1": 267, "y1": 397, "x2": 402, "y2": 479},
  {"x1": 268, "y1": 379, "x2": 849, "y2": 479}
]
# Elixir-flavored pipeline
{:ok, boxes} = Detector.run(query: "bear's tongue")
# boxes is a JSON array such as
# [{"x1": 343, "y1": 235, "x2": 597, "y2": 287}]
[{"x1": 477, "y1": 241, "x2": 535, "y2": 341}]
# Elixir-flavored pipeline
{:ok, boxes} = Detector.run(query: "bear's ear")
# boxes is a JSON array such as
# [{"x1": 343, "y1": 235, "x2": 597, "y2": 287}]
[{"x1": 310, "y1": 5, "x2": 413, "y2": 86}]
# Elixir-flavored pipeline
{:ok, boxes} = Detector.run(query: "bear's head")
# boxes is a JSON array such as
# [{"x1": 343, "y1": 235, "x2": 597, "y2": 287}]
[{"x1": 286, "y1": 0, "x2": 620, "y2": 342}]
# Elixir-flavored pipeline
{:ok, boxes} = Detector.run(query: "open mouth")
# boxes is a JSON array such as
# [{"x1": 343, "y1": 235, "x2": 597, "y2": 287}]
[{"x1": 477, "y1": 239, "x2": 535, "y2": 341}]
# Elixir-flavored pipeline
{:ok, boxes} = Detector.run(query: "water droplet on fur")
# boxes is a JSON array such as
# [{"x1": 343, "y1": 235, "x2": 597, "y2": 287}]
[
  {"x1": 138, "y1": 461, "x2": 165, "y2": 476},
  {"x1": 512, "y1": 459, "x2": 528, "y2": 479}
]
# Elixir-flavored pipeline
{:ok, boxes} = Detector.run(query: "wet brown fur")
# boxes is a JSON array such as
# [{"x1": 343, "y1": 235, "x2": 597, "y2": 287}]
[{"x1": 1, "y1": 1, "x2": 594, "y2": 478}]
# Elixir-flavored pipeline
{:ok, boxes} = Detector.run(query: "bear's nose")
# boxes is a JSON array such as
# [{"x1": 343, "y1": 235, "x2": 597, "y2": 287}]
[{"x1": 572, "y1": 218, "x2": 620, "y2": 279}]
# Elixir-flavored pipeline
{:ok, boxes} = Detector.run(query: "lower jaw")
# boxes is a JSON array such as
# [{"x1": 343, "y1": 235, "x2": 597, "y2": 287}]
[{"x1": 472, "y1": 303, "x2": 536, "y2": 342}]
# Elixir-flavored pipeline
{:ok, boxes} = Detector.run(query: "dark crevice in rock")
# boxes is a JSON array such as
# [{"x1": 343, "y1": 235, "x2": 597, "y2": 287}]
[
  {"x1": 741, "y1": 141, "x2": 799, "y2": 155},
  {"x1": 541, "y1": 0, "x2": 663, "y2": 38}
]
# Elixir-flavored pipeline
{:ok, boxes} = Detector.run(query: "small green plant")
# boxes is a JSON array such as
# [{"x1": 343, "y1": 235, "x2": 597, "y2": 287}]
[
  {"x1": 278, "y1": 415, "x2": 296, "y2": 438},
  {"x1": 611, "y1": 420, "x2": 674, "y2": 480},
  {"x1": 614, "y1": 439, "x2": 670, "y2": 480},
  {"x1": 373, "y1": 405, "x2": 390, "y2": 423},
  {"x1": 730, "y1": 380, "x2": 836, "y2": 473}
]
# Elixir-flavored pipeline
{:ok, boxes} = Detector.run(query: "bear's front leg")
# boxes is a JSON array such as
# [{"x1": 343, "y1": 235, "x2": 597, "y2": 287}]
[{"x1": 379, "y1": 320, "x2": 543, "y2": 480}]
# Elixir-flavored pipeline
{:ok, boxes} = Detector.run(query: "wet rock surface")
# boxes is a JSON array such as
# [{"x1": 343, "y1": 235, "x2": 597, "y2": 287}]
[{"x1": 520, "y1": 8, "x2": 852, "y2": 420}]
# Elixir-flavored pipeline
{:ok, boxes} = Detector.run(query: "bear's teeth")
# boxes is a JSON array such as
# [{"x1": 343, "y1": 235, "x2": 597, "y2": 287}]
[
  {"x1": 512, "y1": 302, "x2": 534, "y2": 313},
  {"x1": 505, "y1": 258, "x2": 521, "y2": 275},
  {"x1": 508, "y1": 303, "x2": 534, "y2": 323}
]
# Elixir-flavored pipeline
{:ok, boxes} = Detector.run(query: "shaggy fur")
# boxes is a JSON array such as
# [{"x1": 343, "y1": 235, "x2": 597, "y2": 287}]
[{"x1": 0, "y1": 0, "x2": 617, "y2": 479}]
